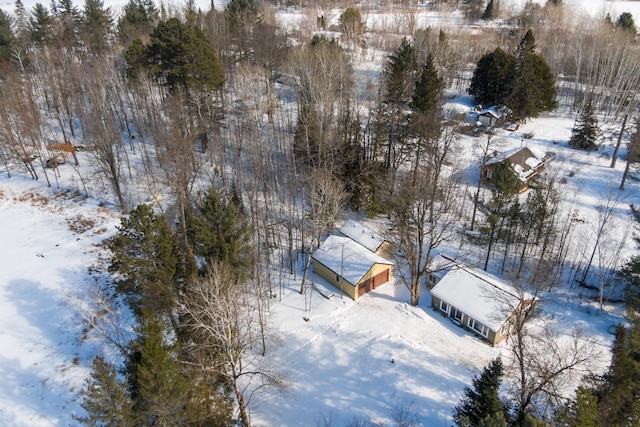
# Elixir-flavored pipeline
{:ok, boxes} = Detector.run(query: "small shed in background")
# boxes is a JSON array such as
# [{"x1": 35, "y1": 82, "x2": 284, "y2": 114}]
[{"x1": 339, "y1": 219, "x2": 394, "y2": 260}]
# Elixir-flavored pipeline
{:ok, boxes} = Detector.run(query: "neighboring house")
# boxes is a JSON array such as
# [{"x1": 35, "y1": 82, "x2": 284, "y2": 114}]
[
  {"x1": 312, "y1": 235, "x2": 394, "y2": 301},
  {"x1": 482, "y1": 146, "x2": 555, "y2": 193},
  {"x1": 430, "y1": 265, "x2": 535, "y2": 345},
  {"x1": 339, "y1": 219, "x2": 394, "y2": 260},
  {"x1": 476, "y1": 109, "x2": 501, "y2": 128}
]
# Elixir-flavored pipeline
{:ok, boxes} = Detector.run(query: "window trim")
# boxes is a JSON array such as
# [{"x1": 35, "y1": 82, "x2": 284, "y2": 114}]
[
  {"x1": 439, "y1": 300, "x2": 450, "y2": 314},
  {"x1": 467, "y1": 318, "x2": 489, "y2": 338}
]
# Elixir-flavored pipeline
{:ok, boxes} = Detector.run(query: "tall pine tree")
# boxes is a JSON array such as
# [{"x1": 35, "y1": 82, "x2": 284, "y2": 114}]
[
  {"x1": 0, "y1": 10, "x2": 16, "y2": 67},
  {"x1": 469, "y1": 47, "x2": 514, "y2": 107},
  {"x1": 381, "y1": 37, "x2": 417, "y2": 177},
  {"x1": 596, "y1": 317, "x2": 640, "y2": 425},
  {"x1": 616, "y1": 12, "x2": 637, "y2": 35},
  {"x1": 555, "y1": 386, "x2": 599, "y2": 427},
  {"x1": 506, "y1": 29, "x2": 557, "y2": 121},
  {"x1": 108, "y1": 204, "x2": 179, "y2": 323},
  {"x1": 410, "y1": 52, "x2": 444, "y2": 181},
  {"x1": 482, "y1": 160, "x2": 521, "y2": 270},
  {"x1": 130, "y1": 312, "x2": 191, "y2": 427},
  {"x1": 569, "y1": 97, "x2": 599, "y2": 151},
  {"x1": 453, "y1": 358, "x2": 510, "y2": 427},
  {"x1": 80, "y1": 0, "x2": 112, "y2": 54},
  {"x1": 141, "y1": 18, "x2": 224, "y2": 93},
  {"x1": 186, "y1": 186, "x2": 250, "y2": 274},
  {"x1": 116, "y1": 0, "x2": 157, "y2": 45},
  {"x1": 76, "y1": 355, "x2": 135, "y2": 427},
  {"x1": 28, "y1": 3, "x2": 54, "y2": 46}
]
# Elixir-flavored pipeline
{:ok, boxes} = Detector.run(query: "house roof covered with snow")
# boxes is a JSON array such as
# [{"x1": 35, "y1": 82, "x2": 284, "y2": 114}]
[
  {"x1": 485, "y1": 146, "x2": 547, "y2": 183},
  {"x1": 477, "y1": 109, "x2": 501, "y2": 119},
  {"x1": 312, "y1": 235, "x2": 393, "y2": 286},
  {"x1": 339, "y1": 219, "x2": 387, "y2": 253},
  {"x1": 430, "y1": 266, "x2": 528, "y2": 331}
]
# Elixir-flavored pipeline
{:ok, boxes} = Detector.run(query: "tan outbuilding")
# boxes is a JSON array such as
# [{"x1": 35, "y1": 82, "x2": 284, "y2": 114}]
[{"x1": 312, "y1": 235, "x2": 393, "y2": 300}]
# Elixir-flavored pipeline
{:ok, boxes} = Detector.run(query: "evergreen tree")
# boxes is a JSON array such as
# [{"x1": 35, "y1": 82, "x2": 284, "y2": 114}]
[
  {"x1": 620, "y1": 205, "x2": 640, "y2": 310},
  {"x1": 123, "y1": 37, "x2": 145, "y2": 78},
  {"x1": 513, "y1": 28, "x2": 536, "y2": 63},
  {"x1": 506, "y1": 29, "x2": 557, "y2": 121},
  {"x1": 28, "y1": 3, "x2": 53, "y2": 46},
  {"x1": 14, "y1": 0, "x2": 28, "y2": 45},
  {"x1": 225, "y1": 0, "x2": 261, "y2": 27},
  {"x1": 116, "y1": 0, "x2": 157, "y2": 45},
  {"x1": 0, "y1": 10, "x2": 16, "y2": 66},
  {"x1": 411, "y1": 53, "x2": 444, "y2": 180},
  {"x1": 482, "y1": 160, "x2": 521, "y2": 270},
  {"x1": 77, "y1": 355, "x2": 135, "y2": 427},
  {"x1": 338, "y1": 7, "x2": 364, "y2": 49},
  {"x1": 225, "y1": 0, "x2": 261, "y2": 42},
  {"x1": 53, "y1": 0, "x2": 81, "y2": 47},
  {"x1": 506, "y1": 53, "x2": 557, "y2": 120},
  {"x1": 131, "y1": 312, "x2": 191, "y2": 427},
  {"x1": 616, "y1": 12, "x2": 637, "y2": 35},
  {"x1": 186, "y1": 186, "x2": 250, "y2": 274},
  {"x1": 80, "y1": 0, "x2": 113, "y2": 54},
  {"x1": 481, "y1": 0, "x2": 496, "y2": 20},
  {"x1": 384, "y1": 37, "x2": 416, "y2": 107},
  {"x1": 108, "y1": 204, "x2": 179, "y2": 321},
  {"x1": 453, "y1": 358, "x2": 510, "y2": 427},
  {"x1": 142, "y1": 18, "x2": 224, "y2": 92},
  {"x1": 555, "y1": 386, "x2": 599, "y2": 427},
  {"x1": 596, "y1": 316, "x2": 640, "y2": 425},
  {"x1": 469, "y1": 47, "x2": 514, "y2": 107},
  {"x1": 381, "y1": 37, "x2": 417, "y2": 175},
  {"x1": 412, "y1": 53, "x2": 443, "y2": 116},
  {"x1": 569, "y1": 97, "x2": 599, "y2": 151}
]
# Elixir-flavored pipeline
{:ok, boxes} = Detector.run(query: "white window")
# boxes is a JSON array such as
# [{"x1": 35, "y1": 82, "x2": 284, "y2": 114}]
[
  {"x1": 485, "y1": 169, "x2": 493, "y2": 180},
  {"x1": 440, "y1": 300, "x2": 449, "y2": 314},
  {"x1": 468, "y1": 318, "x2": 489, "y2": 338},
  {"x1": 428, "y1": 273, "x2": 439, "y2": 286}
]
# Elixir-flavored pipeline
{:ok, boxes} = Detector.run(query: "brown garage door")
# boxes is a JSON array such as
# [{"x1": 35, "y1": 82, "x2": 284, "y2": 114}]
[
  {"x1": 358, "y1": 278, "x2": 373, "y2": 296},
  {"x1": 372, "y1": 269, "x2": 389, "y2": 288}
]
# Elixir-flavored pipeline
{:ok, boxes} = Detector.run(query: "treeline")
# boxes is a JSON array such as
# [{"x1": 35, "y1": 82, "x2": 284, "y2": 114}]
[{"x1": 79, "y1": 189, "x2": 282, "y2": 426}]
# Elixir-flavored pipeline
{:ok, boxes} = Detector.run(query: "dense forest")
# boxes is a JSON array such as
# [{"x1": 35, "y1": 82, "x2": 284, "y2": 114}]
[{"x1": 2, "y1": 0, "x2": 640, "y2": 425}]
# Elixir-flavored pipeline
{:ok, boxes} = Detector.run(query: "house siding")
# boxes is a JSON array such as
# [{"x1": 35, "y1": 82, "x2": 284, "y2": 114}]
[
  {"x1": 375, "y1": 241, "x2": 394, "y2": 260},
  {"x1": 312, "y1": 260, "x2": 358, "y2": 300},
  {"x1": 482, "y1": 147, "x2": 549, "y2": 193},
  {"x1": 431, "y1": 295, "x2": 504, "y2": 345}
]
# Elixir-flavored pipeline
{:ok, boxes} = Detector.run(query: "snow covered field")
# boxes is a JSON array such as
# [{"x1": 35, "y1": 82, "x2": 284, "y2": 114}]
[
  {"x1": 0, "y1": 180, "x2": 121, "y2": 426},
  {"x1": 1, "y1": 0, "x2": 640, "y2": 425}
]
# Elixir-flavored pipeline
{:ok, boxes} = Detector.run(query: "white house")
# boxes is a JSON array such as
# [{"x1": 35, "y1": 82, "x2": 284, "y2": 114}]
[{"x1": 430, "y1": 265, "x2": 535, "y2": 345}]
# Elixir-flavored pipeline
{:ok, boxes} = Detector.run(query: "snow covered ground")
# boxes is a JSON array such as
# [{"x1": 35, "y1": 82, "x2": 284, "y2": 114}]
[
  {"x1": 1, "y1": 1, "x2": 640, "y2": 425},
  {"x1": 0, "y1": 96, "x2": 636, "y2": 425},
  {"x1": 0, "y1": 180, "x2": 121, "y2": 426}
]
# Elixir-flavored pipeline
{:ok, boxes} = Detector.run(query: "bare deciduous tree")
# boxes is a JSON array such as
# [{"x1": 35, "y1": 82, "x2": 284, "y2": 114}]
[
  {"x1": 299, "y1": 167, "x2": 347, "y2": 294},
  {"x1": 496, "y1": 278, "x2": 603, "y2": 423},
  {"x1": 390, "y1": 125, "x2": 463, "y2": 306},
  {"x1": 179, "y1": 262, "x2": 286, "y2": 427}
]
